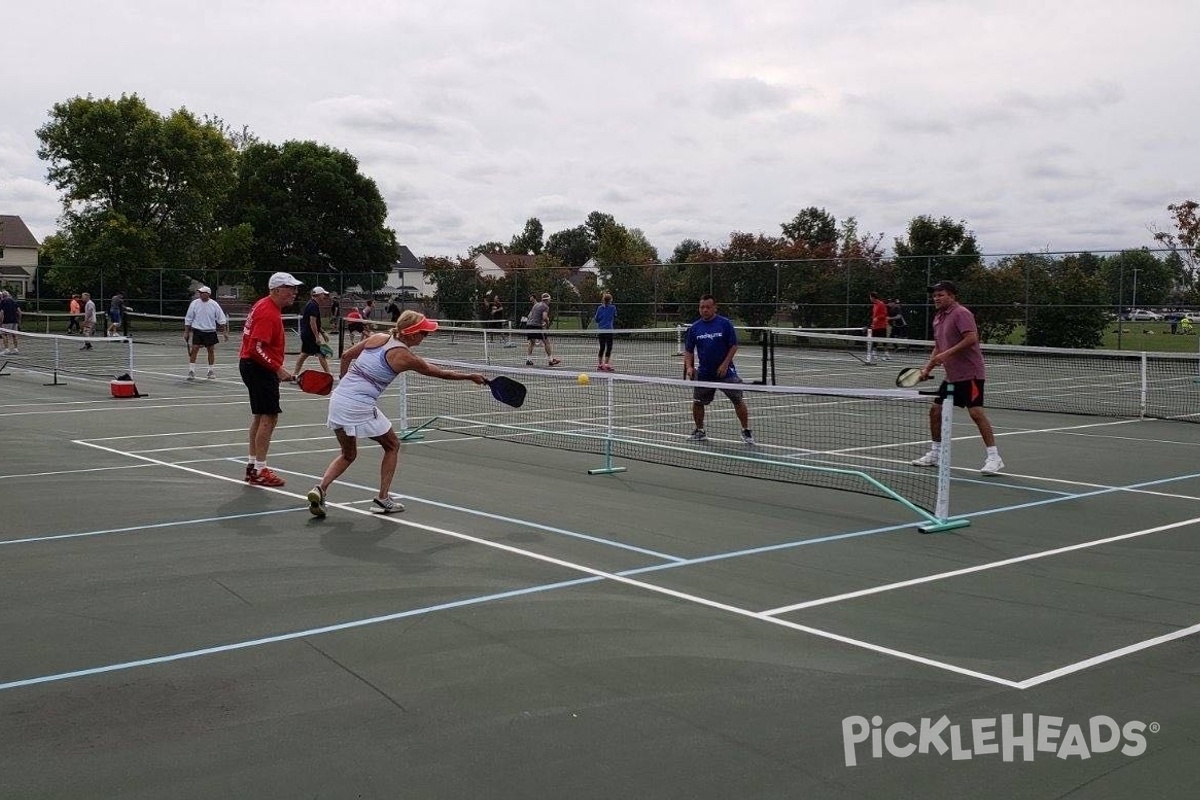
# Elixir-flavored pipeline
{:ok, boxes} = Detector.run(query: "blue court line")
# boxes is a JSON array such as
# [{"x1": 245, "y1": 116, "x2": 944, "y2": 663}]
[
  {"x1": 0, "y1": 576, "x2": 603, "y2": 692},
  {"x1": 0, "y1": 508, "x2": 306, "y2": 547}
]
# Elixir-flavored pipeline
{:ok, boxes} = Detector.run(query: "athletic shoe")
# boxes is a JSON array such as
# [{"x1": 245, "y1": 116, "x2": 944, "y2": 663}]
[
  {"x1": 548, "y1": 358, "x2": 561, "y2": 366},
  {"x1": 244, "y1": 463, "x2": 256, "y2": 482},
  {"x1": 525, "y1": 359, "x2": 534, "y2": 366},
  {"x1": 912, "y1": 451, "x2": 939, "y2": 467},
  {"x1": 980, "y1": 456, "x2": 1005, "y2": 476},
  {"x1": 307, "y1": 486, "x2": 327, "y2": 518},
  {"x1": 187, "y1": 370, "x2": 195, "y2": 381},
  {"x1": 741, "y1": 429, "x2": 756, "y2": 445},
  {"x1": 9, "y1": 349, "x2": 17, "y2": 355},
  {"x1": 371, "y1": 496, "x2": 405, "y2": 514},
  {"x1": 207, "y1": 369, "x2": 216, "y2": 380},
  {"x1": 688, "y1": 428, "x2": 707, "y2": 441},
  {"x1": 250, "y1": 467, "x2": 285, "y2": 487}
]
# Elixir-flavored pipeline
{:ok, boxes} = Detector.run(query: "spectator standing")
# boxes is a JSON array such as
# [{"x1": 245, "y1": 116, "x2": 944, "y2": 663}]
[
  {"x1": 183, "y1": 286, "x2": 229, "y2": 380},
  {"x1": 0, "y1": 291, "x2": 20, "y2": 355},
  {"x1": 67, "y1": 294, "x2": 82, "y2": 334},
  {"x1": 238, "y1": 272, "x2": 301, "y2": 487},
  {"x1": 80, "y1": 293, "x2": 97, "y2": 349}
]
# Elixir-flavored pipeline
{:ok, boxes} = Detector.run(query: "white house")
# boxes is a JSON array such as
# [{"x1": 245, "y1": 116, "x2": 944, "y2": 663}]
[
  {"x1": 382, "y1": 245, "x2": 435, "y2": 297},
  {"x1": 0, "y1": 215, "x2": 39, "y2": 296}
]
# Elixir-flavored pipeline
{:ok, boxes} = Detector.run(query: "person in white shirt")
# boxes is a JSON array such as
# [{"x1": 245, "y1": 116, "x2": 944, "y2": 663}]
[{"x1": 183, "y1": 286, "x2": 229, "y2": 380}]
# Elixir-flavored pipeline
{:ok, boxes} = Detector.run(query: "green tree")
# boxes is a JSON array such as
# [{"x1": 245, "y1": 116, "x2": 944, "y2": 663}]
[
  {"x1": 1025, "y1": 254, "x2": 1109, "y2": 348},
  {"x1": 670, "y1": 238, "x2": 704, "y2": 265},
  {"x1": 781, "y1": 207, "x2": 838, "y2": 247},
  {"x1": 1152, "y1": 200, "x2": 1200, "y2": 287},
  {"x1": 893, "y1": 215, "x2": 981, "y2": 298},
  {"x1": 468, "y1": 241, "x2": 507, "y2": 258},
  {"x1": 545, "y1": 226, "x2": 593, "y2": 267},
  {"x1": 959, "y1": 259, "x2": 1027, "y2": 343},
  {"x1": 225, "y1": 140, "x2": 396, "y2": 293},
  {"x1": 595, "y1": 224, "x2": 658, "y2": 328},
  {"x1": 509, "y1": 217, "x2": 544, "y2": 255},
  {"x1": 722, "y1": 232, "x2": 788, "y2": 329},
  {"x1": 36, "y1": 93, "x2": 238, "y2": 298},
  {"x1": 423, "y1": 256, "x2": 480, "y2": 322},
  {"x1": 585, "y1": 211, "x2": 616, "y2": 248},
  {"x1": 1100, "y1": 249, "x2": 1172, "y2": 311}
]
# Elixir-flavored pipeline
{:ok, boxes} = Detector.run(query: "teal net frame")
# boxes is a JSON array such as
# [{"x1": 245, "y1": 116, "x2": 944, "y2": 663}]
[{"x1": 399, "y1": 362, "x2": 968, "y2": 533}]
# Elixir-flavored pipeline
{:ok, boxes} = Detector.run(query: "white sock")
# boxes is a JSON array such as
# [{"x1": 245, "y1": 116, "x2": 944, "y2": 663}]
[
  {"x1": 986, "y1": 446, "x2": 999, "y2": 458},
  {"x1": 930, "y1": 442, "x2": 942, "y2": 454},
  {"x1": 254, "y1": 460, "x2": 265, "y2": 470}
]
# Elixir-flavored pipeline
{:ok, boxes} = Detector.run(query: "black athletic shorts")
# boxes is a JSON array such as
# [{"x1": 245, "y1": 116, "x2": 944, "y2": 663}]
[
  {"x1": 192, "y1": 330, "x2": 219, "y2": 347},
  {"x1": 239, "y1": 358, "x2": 281, "y2": 415},
  {"x1": 932, "y1": 379, "x2": 986, "y2": 409},
  {"x1": 299, "y1": 336, "x2": 321, "y2": 356}
]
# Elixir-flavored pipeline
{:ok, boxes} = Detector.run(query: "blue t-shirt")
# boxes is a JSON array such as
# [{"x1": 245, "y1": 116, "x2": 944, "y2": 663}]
[
  {"x1": 685, "y1": 315, "x2": 739, "y2": 380},
  {"x1": 594, "y1": 304, "x2": 616, "y2": 330},
  {"x1": 300, "y1": 299, "x2": 322, "y2": 341}
]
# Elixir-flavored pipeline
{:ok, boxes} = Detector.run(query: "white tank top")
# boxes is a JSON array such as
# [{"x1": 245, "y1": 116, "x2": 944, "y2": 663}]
[{"x1": 337, "y1": 338, "x2": 408, "y2": 404}]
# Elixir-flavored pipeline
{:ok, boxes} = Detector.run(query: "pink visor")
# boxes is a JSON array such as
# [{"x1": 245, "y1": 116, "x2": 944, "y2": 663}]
[{"x1": 400, "y1": 316, "x2": 439, "y2": 336}]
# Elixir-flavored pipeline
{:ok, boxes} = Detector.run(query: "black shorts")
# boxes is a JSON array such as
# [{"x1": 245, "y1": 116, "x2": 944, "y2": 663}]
[
  {"x1": 693, "y1": 376, "x2": 745, "y2": 406},
  {"x1": 932, "y1": 379, "x2": 986, "y2": 409},
  {"x1": 870, "y1": 327, "x2": 888, "y2": 339},
  {"x1": 192, "y1": 330, "x2": 219, "y2": 347},
  {"x1": 239, "y1": 358, "x2": 281, "y2": 415},
  {"x1": 300, "y1": 336, "x2": 321, "y2": 355},
  {"x1": 347, "y1": 322, "x2": 365, "y2": 333},
  {"x1": 525, "y1": 325, "x2": 545, "y2": 341}
]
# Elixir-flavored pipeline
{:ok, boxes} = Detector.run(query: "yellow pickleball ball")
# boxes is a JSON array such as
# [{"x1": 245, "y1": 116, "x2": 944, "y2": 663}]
[{"x1": 577, "y1": 373, "x2": 590, "y2": 386}]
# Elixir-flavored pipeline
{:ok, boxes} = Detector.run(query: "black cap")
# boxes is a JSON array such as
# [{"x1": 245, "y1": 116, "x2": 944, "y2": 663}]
[{"x1": 928, "y1": 280, "x2": 957, "y2": 295}]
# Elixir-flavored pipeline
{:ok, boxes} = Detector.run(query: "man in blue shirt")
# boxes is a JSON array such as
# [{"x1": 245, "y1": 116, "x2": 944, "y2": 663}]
[{"x1": 683, "y1": 294, "x2": 753, "y2": 444}]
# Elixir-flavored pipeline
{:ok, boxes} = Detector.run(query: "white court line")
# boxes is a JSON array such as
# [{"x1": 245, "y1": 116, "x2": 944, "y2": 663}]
[
  {"x1": 68, "y1": 437, "x2": 1019, "y2": 688},
  {"x1": 763, "y1": 514, "x2": 1200, "y2": 615},
  {"x1": 1016, "y1": 623, "x2": 1200, "y2": 689}
]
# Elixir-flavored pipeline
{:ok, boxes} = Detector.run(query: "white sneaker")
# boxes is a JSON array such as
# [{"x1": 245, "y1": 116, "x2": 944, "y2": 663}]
[
  {"x1": 688, "y1": 428, "x2": 707, "y2": 441},
  {"x1": 912, "y1": 451, "x2": 939, "y2": 467},
  {"x1": 980, "y1": 456, "x2": 1005, "y2": 475},
  {"x1": 187, "y1": 370, "x2": 195, "y2": 381},
  {"x1": 0, "y1": 349, "x2": 9, "y2": 355},
  {"x1": 371, "y1": 496, "x2": 405, "y2": 514},
  {"x1": 741, "y1": 430, "x2": 756, "y2": 445},
  {"x1": 207, "y1": 369, "x2": 216, "y2": 380}
]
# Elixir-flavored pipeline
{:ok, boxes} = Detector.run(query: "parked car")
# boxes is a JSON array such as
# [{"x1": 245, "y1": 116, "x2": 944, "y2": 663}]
[{"x1": 1123, "y1": 309, "x2": 1164, "y2": 321}]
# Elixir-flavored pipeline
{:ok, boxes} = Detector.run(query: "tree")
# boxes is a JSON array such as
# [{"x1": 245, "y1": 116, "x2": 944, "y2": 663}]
[
  {"x1": 224, "y1": 140, "x2": 397, "y2": 293},
  {"x1": 670, "y1": 238, "x2": 703, "y2": 265},
  {"x1": 781, "y1": 207, "x2": 838, "y2": 247},
  {"x1": 36, "y1": 93, "x2": 238, "y2": 297},
  {"x1": 423, "y1": 256, "x2": 480, "y2": 322},
  {"x1": 595, "y1": 224, "x2": 658, "y2": 328},
  {"x1": 722, "y1": 232, "x2": 788, "y2": 329},
  {"x1": 1151, "y1": 200, "x2": 1200, "y2": 287},
  {"x1": 959, "y1": 259, "x2": 1027, "y2": 343},
  {"x1": 468, "y1": 241, "x2": 507, "y2": 258},
  {"x1": 545, "y1": 226, "x2": 593, "y2": 267},
  {"x1": 509, "y1": 217, "x2": 544, "y2": 255},
  {"x1": 585, "y1": 211, "x2": 616, "y2": 247},
  {"x1": 1025, "y1": 254, "x2": 1109, "y2": 348},
  {"x1": 893, "y1": 215, "x2": 981, "y2": 297},
  {"x1": 1100, "y1": 249, "x2": 1172, "y2": 311}
]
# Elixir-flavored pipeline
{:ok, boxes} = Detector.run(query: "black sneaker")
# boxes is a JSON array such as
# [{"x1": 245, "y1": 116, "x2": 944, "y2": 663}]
[
  {"x1": 371, "y1": 496, "x2": 405, "y2": 514},
  {"x1": 244, "y1": 463, "x2": 257, "y2": 483}
]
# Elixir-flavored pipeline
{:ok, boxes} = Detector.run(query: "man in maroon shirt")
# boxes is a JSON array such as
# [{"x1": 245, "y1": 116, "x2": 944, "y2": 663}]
[
  {"x1": 911, "y1": 280, "x2": 1004, "y2": 475},
  {"x1": 239, "y1": 272, "x2": 301, "y2": 487}
]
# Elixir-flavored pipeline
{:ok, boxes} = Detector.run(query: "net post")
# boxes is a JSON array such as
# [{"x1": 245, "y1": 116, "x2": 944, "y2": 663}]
[
  {"x1": 918, "y1": 399, "x2": 970, "y2": 533},
  {"x1": 674, "y1": 325, "x2": 685, "y2": 356},
  {"x1": 482, "y1": 327, "x2": 491, "y2": 365},
  {"x1": 395, "y1": 372, "x2": 425, "y2": 440},
  {"x1": 587, "y1": 373, "x2": 627, "y2": 475},
  {"x1": 1139, "y1": 352, "x2": 1148, "y2": 417}
]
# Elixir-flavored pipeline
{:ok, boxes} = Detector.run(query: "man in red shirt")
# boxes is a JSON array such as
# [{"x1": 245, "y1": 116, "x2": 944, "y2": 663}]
[
  {"x1": 868, "y1": 292, "x2": 890, "y2": 362},
  {"x1": 911, "y1": 280, "x2": 1004, "y2": 475},
  {"x1": 239, "y1": 272, "x2": 301, "y2": 487}
]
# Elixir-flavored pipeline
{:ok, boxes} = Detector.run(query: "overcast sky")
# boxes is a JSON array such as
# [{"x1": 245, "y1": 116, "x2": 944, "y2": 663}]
[{"x1": 2, "y1": 0, "x2": 1196, "y2": 260}]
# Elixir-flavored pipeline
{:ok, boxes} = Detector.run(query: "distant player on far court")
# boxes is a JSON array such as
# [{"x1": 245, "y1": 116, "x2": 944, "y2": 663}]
[
  {"x1": 183, "y1": 286, "x2": 229, "y2": 380},
  {"x1": 684, "y1": 294, "x2": 754, "y2": 444},
  {"x1": 912, "y1": 280, "x2": 1004, "y2": 475},
  {"x1": 306, "y1": 311, "x2": 486, "y2": 517}
]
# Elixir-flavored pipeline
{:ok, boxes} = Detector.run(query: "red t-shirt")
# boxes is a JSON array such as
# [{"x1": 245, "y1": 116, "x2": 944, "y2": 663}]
[
  {"x1": 239, "y1": 296, "x2": 285, "y2": 371},
  {"x1": 933, "y1": 303, "x2": 986, "y2": 382},
  {"x1": 870, "y1": 299, "x2": 888, "y2": 331}
]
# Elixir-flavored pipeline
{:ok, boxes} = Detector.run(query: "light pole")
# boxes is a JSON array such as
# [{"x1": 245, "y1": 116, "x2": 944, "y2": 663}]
[{"x1": 1131, "y1": 267, "x2": 1141, "y2": 315}]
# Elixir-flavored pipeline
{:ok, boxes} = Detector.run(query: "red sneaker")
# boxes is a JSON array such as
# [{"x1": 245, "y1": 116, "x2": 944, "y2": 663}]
[{"x1": 250, "y1": 467, "x2": 286, "y2": 487}]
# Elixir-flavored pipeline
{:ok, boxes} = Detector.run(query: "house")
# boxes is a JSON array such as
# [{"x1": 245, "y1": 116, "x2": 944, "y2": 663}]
[
  {"x1": 0, "y1": 215, "x2": 39, "y2": 296},
  {"x1": 382, "y1": 245, "x2": 435, "y2": 298},
  {"x1": 473, "y1": 252, "x2": 537, "y2": 280}
]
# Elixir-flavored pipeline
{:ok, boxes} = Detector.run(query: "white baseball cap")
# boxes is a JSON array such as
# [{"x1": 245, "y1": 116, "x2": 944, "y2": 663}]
[
  {"x1": 311, "y1": 286, "x2": 329, "y2": 295},
  {"x1": 268, "y1": 272, "x2": 302, "y2": 289},
  {"x1": 541, "y1": 292, "x2": 551, "y2": 301},
  {"x1": 198, "y1": 286, "x2": 211, "y2": 294}
]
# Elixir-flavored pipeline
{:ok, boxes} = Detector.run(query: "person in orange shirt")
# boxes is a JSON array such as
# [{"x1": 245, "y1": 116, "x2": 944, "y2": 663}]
[
  {"x1": 67, "y1": 294, "x2": 82, "y2": 334},
  {"x1": 238, "y1": 272, "x2": 300, "y2": 487},
  {"x1": 868, "y1": 292, "x2": 890, "y2": 362}
]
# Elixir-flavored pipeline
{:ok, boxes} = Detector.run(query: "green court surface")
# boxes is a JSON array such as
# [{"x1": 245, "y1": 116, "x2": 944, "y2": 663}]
[{"x1": 1, "y1": 339, "x2": 1198, "y2": 799}]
